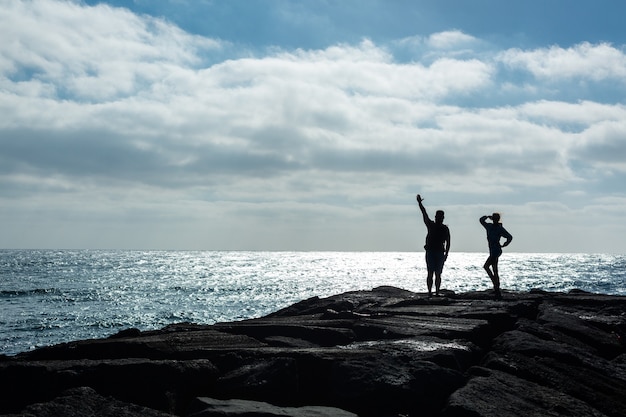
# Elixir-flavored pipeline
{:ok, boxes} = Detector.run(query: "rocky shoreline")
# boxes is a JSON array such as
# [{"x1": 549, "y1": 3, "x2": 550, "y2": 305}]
[{"x1": 1, "y1": 286, "x2": 625, "y2": 416}]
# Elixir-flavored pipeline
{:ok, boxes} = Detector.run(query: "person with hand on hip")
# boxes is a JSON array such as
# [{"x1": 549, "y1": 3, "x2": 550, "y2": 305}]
[{"x1": 480, "y1": 213, "x2": 512, "y2": 299}]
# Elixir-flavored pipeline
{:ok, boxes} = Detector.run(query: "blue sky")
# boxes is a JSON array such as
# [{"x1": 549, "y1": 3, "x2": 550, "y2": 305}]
[{"x1": 1, "y1": 0, "x2": 625, "y2": 252}]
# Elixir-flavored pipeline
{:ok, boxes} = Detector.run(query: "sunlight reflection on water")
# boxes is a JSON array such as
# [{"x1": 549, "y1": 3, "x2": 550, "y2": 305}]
[{"x1": 1, "y1": 250, "x2": 624, "y2": 355}]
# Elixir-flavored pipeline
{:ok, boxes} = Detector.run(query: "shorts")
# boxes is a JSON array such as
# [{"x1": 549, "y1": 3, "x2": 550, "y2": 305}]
[
  {"x1": 425, "y1": 251, "x2": 446, "y2": 273},
  {"x1": 489, "y1": 245, "x2": 503, "y2": 258}
]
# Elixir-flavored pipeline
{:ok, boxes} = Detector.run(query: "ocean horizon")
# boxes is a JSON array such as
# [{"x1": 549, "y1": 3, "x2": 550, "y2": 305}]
[{"x1": 2, "y1": 250, "x2": 625, "y2": 356}]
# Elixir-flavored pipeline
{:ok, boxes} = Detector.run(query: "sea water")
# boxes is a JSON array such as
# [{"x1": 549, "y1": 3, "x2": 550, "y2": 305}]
[{"x1": 1, "y1": 250, "x2": 625, "y2": 356}]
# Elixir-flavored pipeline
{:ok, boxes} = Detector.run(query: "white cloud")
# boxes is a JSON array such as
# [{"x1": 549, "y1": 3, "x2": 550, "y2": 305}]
[
  {"x1": 499, "y1": 42, "x2": 626, "y2": 82},
  {"x1": 0, "y1": 0, "x2": 221, "y2": 100},
  {"x1": 1, "y1": 0, "x2": 625, "y2": 251},
  {"x1": 573, "y1": 120, "x2": 626, "y2": 172},
  {"x1": 427, "y1": 30, "x2": 478, "y2": 49},
  {"x1": 517, "y1": 100, "x2": 626, "y2": 126}
]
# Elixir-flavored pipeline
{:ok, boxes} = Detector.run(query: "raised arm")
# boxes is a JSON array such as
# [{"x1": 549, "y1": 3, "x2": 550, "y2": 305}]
[
  {"x1": 480, "y1": 215, "x2": 489, "y2": 227},
  {"x1": 416, "y1": 194, "x2": 431, "y2": 225}
]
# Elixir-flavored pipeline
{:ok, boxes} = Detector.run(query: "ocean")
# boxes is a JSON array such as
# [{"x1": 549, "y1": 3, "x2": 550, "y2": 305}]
[{"x1": 1, "y1": 250, "x2": 625, "y2": 356}]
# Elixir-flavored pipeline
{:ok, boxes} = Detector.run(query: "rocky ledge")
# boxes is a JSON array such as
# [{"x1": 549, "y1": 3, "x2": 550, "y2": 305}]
[{"x1": 1, "y1": 287, "x2": 625, "y2": 417}]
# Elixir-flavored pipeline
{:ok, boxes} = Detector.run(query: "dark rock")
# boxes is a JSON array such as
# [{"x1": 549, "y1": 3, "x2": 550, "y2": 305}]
[
  {"x1": 187, "y1": 397, "x2": 357, "y2": 417},
  {"x1": 537, "y1": 301, "x2": 624, "y2": 358},
  {"x1": 483, "y1": 323, "x2": 626, "y2": 417},
  {"x1": 1, "y1": 287, "x2": 625, "y2": 417},
  {"x1": 216, "y1": 357, "x2": 300, "y2": 402},
  {"x1": 214, "y1": 316, "x2": 357, "y2": 347},
  {"x1": 108, "y1": 327, "x2": 142, "y2": 339},
  {"x1": 17, "y1": 328, "x2": 265, "y2": 361},
  {"x1": 329, "y1": 354, "x2": 464, "y2": 417},
  {"x1": 7, "y1": 386, "x2": 174, "y2": 417},
  {"x1": 442, "y1": 367, "x2": 608, "y2": 417},
  {"x1": 0, "y1": 358, "x2": 219, "y2": 415}
]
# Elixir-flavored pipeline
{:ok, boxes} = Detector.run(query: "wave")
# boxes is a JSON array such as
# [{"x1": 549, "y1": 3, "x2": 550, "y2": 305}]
[
  {"x1": 1, "y1": 251, "x2": 625, "y2": 357},
  {"x1": 0, "y1": 288, "x2": 60, "y2": 297}
]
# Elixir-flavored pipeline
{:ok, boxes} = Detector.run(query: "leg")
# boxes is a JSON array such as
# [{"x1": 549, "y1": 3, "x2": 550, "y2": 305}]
[
  {"x1": 426, "y1": 270, "x2": 434, "y2": 296},
  {"x1": 425, "y1": 252, "x2": 434, "y2": 296},
  {"x1": 434, "y1": 271, "x2": 442, "y2": 296},
  {"x1": 483, "y1": 256, "x2": 495, "y2": 282},
  {"x1": 484, "y1": 255, "x2": 501, "y2": 299},
  {"x1": 434, "y1": 252, "x2": 445, "y2": 296},
  {"x1": 492, "y1": 257, "x2": 501, "y2": 298}
]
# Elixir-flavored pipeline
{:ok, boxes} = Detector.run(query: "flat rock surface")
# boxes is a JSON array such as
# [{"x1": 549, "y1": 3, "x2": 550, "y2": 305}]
[{"x1": 1, "y1": 286, "x2": 625, "y2": 416}]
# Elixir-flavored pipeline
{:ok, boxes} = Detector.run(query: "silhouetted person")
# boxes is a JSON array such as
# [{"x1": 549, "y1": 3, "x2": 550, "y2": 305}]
[
  {"x1": 480, "y1": 213, "x2": 512, "y2": 299},
  {"x1": 417, "y1": 194, "x2": 450, "y2": 297}
]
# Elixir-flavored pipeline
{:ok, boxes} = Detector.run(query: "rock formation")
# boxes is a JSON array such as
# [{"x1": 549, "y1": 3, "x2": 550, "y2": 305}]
[{"x1": 1, "y1": 286, "x2": 625, "y2": 416}]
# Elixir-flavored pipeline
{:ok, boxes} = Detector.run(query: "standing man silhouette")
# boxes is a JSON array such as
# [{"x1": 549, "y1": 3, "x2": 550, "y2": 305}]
[
  {"x1": 480, "y1": 213, "x2": 513, "y2": 299},
  {"x1": 417, "y1": 194, "x2": 450, "y2": 297}
]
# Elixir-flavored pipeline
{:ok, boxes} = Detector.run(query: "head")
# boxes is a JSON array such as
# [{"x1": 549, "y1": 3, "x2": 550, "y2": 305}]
[
  {"x1": 492, "y1": 212, "x2": 501, "y2": 223},
  {"x1": 435, "y1": 210, "x2": 445, "y2": 224}
]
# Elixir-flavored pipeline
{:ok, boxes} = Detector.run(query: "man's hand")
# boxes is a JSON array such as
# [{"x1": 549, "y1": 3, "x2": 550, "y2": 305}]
[{"x1": 416, "y1": 194, "x2": 423, "y2": 203}]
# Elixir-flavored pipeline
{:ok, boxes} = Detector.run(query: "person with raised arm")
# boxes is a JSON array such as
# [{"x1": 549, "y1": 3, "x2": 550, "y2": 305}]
[
  {"x1": 416, "y1": 194, "x2": 450, "y2": 297},
  {"x1": 480, "y1": 213, "x2": 513, "y2": 299}
]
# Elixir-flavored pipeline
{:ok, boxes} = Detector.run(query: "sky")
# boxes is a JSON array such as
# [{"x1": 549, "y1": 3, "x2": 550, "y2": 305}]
[{"x1": 1, "y1": 0, "x2": 625, "y2": 253}]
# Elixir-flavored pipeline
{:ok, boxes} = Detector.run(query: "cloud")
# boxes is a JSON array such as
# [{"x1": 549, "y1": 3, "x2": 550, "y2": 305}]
[
  {"x1": 0, "y1": 0, "x2": 220, "y2": 101},
  {"x1": 517, "y1": 100, "x2": 626, "y2": 127},
  {"x1": 573, "y1": 119, "x2": 626, "y2": 172},
  {"x1": 499, "y1": 42, "x2": 626, "y2": 82},
  {"x1": 1, "y1": 0, "x2": 625, "y2": 251},
  {"x1": 427, "y1": 30, "x2": 478, "y2": 49}
]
